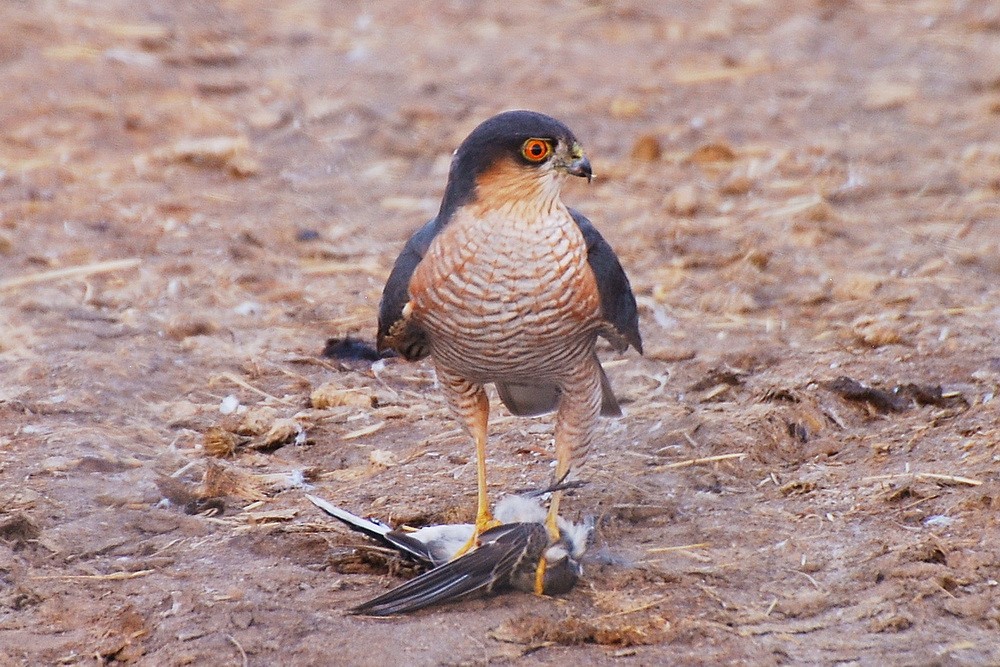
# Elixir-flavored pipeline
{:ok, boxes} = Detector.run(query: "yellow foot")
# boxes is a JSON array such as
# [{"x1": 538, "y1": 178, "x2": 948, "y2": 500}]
[
  {"x1": 544, "y1": 485, "x2": 564, "y2": 542},
  {"x1": 533, "y1": 556, "x2": 547, "y2": 595},
  {"x1": 535, "y1": 508, "x2": 560, "y2": 595},
  {"x1": 544, "y1": 510, "x2": 561, "y2": 543},
  {"x1": 536, "y1": 490, "x2": 564, "y2": 594},
  {"x1": 480, "y1": 515, "x2": 502, "y2": 530},
  {"x1": 451, "y1": 514, "x2": 502, "y2": 560}
]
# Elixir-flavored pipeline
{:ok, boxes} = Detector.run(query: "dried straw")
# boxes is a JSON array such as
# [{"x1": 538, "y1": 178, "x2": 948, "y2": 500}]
[
  {"x1": 653, "y1": 452, "x2": 747, "y2": 470},
  {"x1": 0, "y1": 258, "x2": 141, "y2": 292}
]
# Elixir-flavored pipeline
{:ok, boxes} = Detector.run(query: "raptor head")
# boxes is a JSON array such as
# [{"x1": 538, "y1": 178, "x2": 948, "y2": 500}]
[{"x1": 438, "y1": 110, "x2": 592, "y2": 220}]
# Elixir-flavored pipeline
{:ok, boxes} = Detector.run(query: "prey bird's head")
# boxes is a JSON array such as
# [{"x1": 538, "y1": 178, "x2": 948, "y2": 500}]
[{"x1": 438, "y1": 110, "x2": 592, "y2": 220}]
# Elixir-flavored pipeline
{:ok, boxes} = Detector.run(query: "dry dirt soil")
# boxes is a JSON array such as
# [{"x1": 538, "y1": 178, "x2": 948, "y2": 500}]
[{"x1": 2, "y1": 1, "x2": 1000, "y2": 665}]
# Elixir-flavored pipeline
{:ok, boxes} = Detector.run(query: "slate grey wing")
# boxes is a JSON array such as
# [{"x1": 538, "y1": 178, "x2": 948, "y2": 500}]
[
  {"x1": 376, "y1": 216, "x2": 445, "y2": 360},
  {"x1": 350, "y1": 523, "x2": 549, "y2": 616},
  {"x1": 570, "y1": 208, "x2": 643, "y2": 355},
  {"x1": 494, "y1": 210, "x2": 641, "y2": 418}
]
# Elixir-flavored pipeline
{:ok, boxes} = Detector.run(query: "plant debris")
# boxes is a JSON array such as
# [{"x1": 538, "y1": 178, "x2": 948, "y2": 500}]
[
  {"x1": 824, "y1": 377, "x2": 966, "y2": 414},
  {"x1": 321, "y1": 337, "x2": 382, "y2": 362}
]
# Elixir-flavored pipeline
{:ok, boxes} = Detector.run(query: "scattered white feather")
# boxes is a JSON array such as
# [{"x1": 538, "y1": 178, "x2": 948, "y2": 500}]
[{"x1": 219, "y1": 394, "x2": 240, "y2": 415}]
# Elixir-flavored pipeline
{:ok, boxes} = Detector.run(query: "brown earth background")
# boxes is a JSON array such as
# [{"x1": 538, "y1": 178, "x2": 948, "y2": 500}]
[{"x1": 1, "y1": 1, "x2": 999, "y2": 665}]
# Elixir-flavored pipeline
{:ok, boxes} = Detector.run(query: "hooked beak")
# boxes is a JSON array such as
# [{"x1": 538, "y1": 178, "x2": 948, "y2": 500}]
[{"x1": 566, "y1": 155, "x2": 593, "y2": 182}]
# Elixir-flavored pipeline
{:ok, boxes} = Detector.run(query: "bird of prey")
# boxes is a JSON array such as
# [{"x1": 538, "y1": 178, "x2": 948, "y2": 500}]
[
  {"x1": 305, "y1": 493, "x2": 592, "y2": 615},
  {"x1": 376, "y1": 110, "x2": 641, "y2": 591}
]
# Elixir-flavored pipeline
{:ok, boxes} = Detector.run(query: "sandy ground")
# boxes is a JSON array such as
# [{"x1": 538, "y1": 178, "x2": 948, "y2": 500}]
[{"x1": 1, "y1": 0, "x2": 999, "y2": 664}]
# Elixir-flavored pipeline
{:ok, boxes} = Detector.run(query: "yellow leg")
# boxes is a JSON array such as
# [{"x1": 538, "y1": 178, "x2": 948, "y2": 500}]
[
  {"x1": 544, "y1": 419, "x2": 572, "y2": 541},
  {"x1": 535, "y1": 365, "x2": 602, "y2": 593},
  {"x1": 450, "y1": 386, "x2": 500, "y2": 559},
  {"x1": 534, "y1": 554, "x2": 548, "y2": 594},
  {"x1": 544, "y1": 488, "x2": 563, "y2": 540},
  {"x1": 534, "y1": 475, "x2": 565, "y2": 594}
]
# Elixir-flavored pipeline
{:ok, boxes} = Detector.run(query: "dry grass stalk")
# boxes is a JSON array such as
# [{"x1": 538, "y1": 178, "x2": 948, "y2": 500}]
[
  {"x1": 595, "y1": 597, "x2": 668, "y2": 620},
  {"x1": 655, "y1": 452, "x2": 747, "y2": 470},
  {"x1": 646, "y1": 543, "x2": 711, "y2": 554},
  {"x1": 31, "y1": 570, "x2": 154, "y2": 581},
  {"x1": 210, "y1": 373, "x2": 295, "y2": 406},
  {"x1": 763, "y1": 195, "x2": 829, "y2": 220},
  {"x1": 863, "y1": 472, "x2": 982, "y2": 487},
  {"x1": 673, "y1": 63, "x2": 770, "y2": 84},
  {"x1": 300, "y1": 259, "x2": 384, "y2": 277},
  {"x1": 246, "y1": 509, "x2": 298, "y2": 524},
  {"x1": 342, "y1": 421, "x2": 385, "y2": 440},
  {"x1": 0, "y1": 257, "x2": 141, "y2": 292}
]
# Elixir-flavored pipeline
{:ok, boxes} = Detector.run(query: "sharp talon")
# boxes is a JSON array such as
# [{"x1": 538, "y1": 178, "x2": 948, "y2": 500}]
[
  {"x1": 451, "y1": 513, "x2": 501, "y2": 560},
  {"x1": 451, "y1": 532, "x2": 478, "y2": 559},
  {"x1": 533, "y1": 557, "x2": 547, "y2": 595},
  {"x1": 477, "y1": 513, "x2": 501, "y2": 534}
]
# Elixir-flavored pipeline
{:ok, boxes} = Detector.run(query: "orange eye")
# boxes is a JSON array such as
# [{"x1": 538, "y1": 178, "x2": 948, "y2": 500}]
[{"x1": 521, "y1": 138, "x2": 552, "y2": 162}]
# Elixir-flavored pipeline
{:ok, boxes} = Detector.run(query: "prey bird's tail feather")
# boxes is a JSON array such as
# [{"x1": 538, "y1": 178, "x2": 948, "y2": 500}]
[
  {"x1": 305, "y1": 494, "x2": 438, "y2": 565},
  {"x1": 306, "y1": 494, "x2": 389, "y2": 537}
]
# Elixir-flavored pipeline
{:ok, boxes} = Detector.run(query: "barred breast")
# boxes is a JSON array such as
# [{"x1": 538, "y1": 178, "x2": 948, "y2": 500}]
[{"x1": 408, "y1": 205, "x2": 602, "y2": 383}]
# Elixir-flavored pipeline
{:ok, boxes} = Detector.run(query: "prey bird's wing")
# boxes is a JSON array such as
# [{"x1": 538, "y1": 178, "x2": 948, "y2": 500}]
[
  {"x1": 350, "y1": 523, "x2": 549, "y2": 616},
  {"x1": 376, "y1": 217, "x2": 444, "y2": 359},
  {"x1": 305, "y1": 494, "x2": 437, "y2": 565}
]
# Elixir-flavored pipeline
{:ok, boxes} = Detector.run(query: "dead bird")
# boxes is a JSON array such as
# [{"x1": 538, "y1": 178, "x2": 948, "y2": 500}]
[{"x1": 306, "y1": 493, "x2": 592, "y2": 615}]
